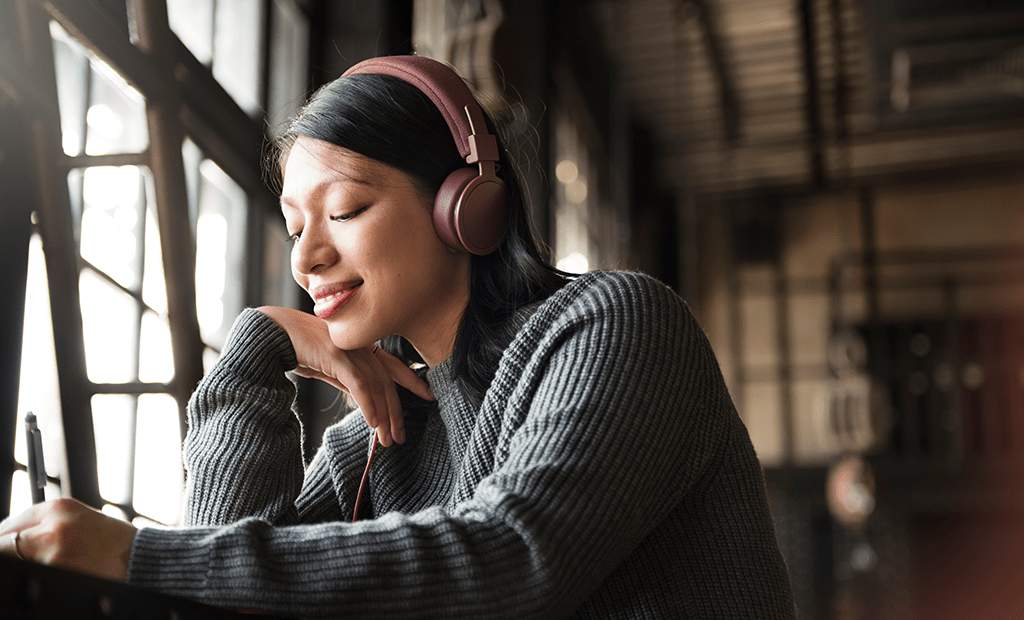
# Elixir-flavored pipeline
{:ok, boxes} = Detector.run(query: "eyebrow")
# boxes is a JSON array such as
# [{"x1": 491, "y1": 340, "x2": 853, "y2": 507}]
[{"x1": 279, "y1": 172, "x2": 374, "y2": 212}]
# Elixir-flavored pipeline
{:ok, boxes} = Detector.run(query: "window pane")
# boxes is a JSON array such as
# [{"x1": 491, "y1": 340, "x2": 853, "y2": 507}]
[
  {"x1": 213, "y1": 0, "x2": 265, "y2": 115},
  {"x1": 182, "y1": 138, "x2": 203, "y2": 230},
  {"x1": 139, "y1": 310, "x2": 174, "y2": 383},
  {"x1": 92, "y1": 394, "x2": 135, "y2": 505},
  {"x1": 50, "y1": 21, "x2": 89, "y2": 156},
  {"x1": 80, "y1": 269, "x2": 139, "y2": 383},
  {"x1": 262, "y1": 216, "x2": 298, "y2": 308},
  {"x1": 268, "y1": 0, "x2": 309, "y2": 134},
  {"x1": 9, "y1": 472, "x2": 29, "y2": 520},
  {"x1": 16, "y1": 234, "x2": 66, "y2": 481},
  {"x1": 168, "y1": 0, "x2": 214, "y2": 64},
  {"x1": 203, "y1": 346, "x2": 221, "y2": 375},
  {"x1": 196, "y1": 159, "x2": 247, "y2": 349},
  {"x1": 80, "y1": 166, "x2": 145, "y2": 289},
  {"x1": 102, "y1": 504, "x2": 130, "y2": 521},
  {"x1": 134, "y1": 394, "x2": 183, "y2": 524},
  {"x1": 142, "y1": 199, "x2": 168, "y2": 315},
  {"x1": 85, "y1": 58, "x2": 148, "y2": 156}
]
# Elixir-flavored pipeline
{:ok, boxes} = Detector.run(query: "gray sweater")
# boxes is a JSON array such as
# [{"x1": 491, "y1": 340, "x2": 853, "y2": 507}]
[{"x1": 127, "y1": 271, "x2": 795, "y2": 618}]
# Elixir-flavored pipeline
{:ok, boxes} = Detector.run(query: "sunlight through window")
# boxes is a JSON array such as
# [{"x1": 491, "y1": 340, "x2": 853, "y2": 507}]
[{"x1": 134, "y1": 394, "x2": 184, "y2": 524}]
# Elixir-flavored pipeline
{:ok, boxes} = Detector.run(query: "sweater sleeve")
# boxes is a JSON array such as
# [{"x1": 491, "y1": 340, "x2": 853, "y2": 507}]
[
  {"x1": 127, "y1": 274, "x2": 788, "y2": 618},
  {"x1": 179, "y1": 309, "x2": 348, "y2": 526}
]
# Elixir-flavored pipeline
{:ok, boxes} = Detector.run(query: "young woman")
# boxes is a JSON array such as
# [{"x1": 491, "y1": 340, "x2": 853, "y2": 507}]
[{"x1": 1, "y1": 55, "x2": 795, "y2": 618}]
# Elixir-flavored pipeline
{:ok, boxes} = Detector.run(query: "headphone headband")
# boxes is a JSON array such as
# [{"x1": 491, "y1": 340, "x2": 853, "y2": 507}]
[{"x1": 341, "y1": 56, "x2": 490, "y2": 163}]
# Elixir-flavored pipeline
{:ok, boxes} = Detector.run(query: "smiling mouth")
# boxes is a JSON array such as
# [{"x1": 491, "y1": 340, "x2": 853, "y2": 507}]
[{"x1": 313, "y1": 283, "x2": 361, "y2": 319}]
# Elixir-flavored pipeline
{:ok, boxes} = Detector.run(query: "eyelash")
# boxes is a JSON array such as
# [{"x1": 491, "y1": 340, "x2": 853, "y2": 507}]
[{"x1": 289, "y1": 207, "x2": 367, "y2": 242}]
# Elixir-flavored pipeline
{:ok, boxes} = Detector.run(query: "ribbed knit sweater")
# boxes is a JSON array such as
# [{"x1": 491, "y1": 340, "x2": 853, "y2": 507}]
[{"x1": 126, "y1": 271, "x2": 796, "y2": 619}]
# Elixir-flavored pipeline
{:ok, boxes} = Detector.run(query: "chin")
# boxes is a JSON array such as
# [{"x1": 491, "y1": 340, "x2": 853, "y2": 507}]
[{"x1": 326, "y1": 322, "x2": 372, "y2": 352}]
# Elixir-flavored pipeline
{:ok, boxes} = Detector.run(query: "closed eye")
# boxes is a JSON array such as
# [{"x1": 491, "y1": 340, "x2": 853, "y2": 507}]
[{"x1": 330, "y1": 206, "x2": 368, "y2": 223}]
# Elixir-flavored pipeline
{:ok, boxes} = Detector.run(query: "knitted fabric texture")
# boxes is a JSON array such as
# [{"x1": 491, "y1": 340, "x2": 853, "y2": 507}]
[{"x1": 127, "y1": 271, "x2": 796, "y2": 619}]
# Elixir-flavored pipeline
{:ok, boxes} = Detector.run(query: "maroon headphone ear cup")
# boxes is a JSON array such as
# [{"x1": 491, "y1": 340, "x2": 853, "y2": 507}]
[
  {"x1": 434, "y1": 168, "x2": 507, "y2": 255},
  {"x1": 434, "y1": 168, "x2": 476, "y2": 251}
]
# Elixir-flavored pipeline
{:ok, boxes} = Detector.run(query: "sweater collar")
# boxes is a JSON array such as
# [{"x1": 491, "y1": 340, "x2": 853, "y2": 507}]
[{"x1": 422, "y1": 299, "x2": 544, "y2": 416}]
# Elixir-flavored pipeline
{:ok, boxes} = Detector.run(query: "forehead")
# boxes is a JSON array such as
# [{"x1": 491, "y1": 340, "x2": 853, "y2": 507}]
[
  {"x1": 279, "y1": 137, "x2": 435, "y2": 218},
  {"x1": 281, "y1": 138, "x2": 375, "y2": 192}
]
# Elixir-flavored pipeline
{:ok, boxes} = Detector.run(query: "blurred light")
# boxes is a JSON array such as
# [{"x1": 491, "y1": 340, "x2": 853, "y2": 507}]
[
  {"x1": 566, "y1": 178, "x2": 588, "y2": 203},
  {"x1": 86, "y1": 104, "x2": 124, "y2": 139},
  {"x1": 83, "y1": 166, "x2": 142, "y2": 209},
  {"x1": 102, "y1": 504, "x2": 130, "y2": 521},
  {"x1": 555, "y1": 159, "x2": 578, "y2": 184},
  {"x1": 62, "y1": 129, "x2": 81, "y2": 156},
  {"x1": 962, "y1": 362, "x2": 985, "y2": 390},
  {"x1": 556, "y1": 252, "x2": 589, "y2": 274}
]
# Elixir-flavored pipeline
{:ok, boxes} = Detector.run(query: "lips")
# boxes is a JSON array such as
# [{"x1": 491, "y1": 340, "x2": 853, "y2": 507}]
[{"x1": 311, "y1": 281, "x2": 362, "y2": 320}]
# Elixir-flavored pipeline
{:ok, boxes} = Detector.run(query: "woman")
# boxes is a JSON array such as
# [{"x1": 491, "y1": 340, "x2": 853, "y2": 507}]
[{"x1": 1, "y1": 55, "x2": 795, "y2": 618}]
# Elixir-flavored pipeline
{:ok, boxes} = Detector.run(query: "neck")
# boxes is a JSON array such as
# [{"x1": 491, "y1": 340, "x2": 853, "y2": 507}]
[{"x1": 408, "y1": 287, "x2": 469, "y2": 368}]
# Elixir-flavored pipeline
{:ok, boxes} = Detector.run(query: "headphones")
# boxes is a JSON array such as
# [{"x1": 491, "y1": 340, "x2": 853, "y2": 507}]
[{"x1": 341, "y1": 56, "x2": 507, "y2": 255}]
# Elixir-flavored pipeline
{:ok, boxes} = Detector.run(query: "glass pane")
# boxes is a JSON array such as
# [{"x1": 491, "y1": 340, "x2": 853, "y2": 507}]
[
  {"x1": 134, "y1": 394, "x2": 183, "y2": 524},
  {"x1": 182, "y1": 138, "x2": 203, "y2": 230},
  {"x1": 10, "y1": 472, "x2": 61, "y2": 517},
  {"x1": 80, "y1": 166, "x2": 145, "y2": 289},
  {"x1": 9, "y1": 471, "x2": 29, "y2": 520},
  {"x1": 203, "y1": 346, "x2": 221, "y2": 375},
  {"x1": 67, "y1": 167, "x2": 85, "y2": 242},
  {"x1": 168, "y1": 0, "x2": 214, "y2": 64},
  {"x1": 80, "y1": 269, "x2": 139, "y2": 383},
  {"x1": 102, "y1": 504, "x2": 130, "y2": 521},
  {"x1": 50, "y1": 21, "x2": 89, "y2": 156},
  {"x1": 213, "y1": 0, "x2": 265, "y2": 115},
  {"x1": 16, "y1": 234, "x2": 66, "y2": 481},
  {"x1": 91, "y1": 394, "x2": 136, "y2": 505},
  {"x1": 142, "y1": 198, "x2": 168, "y2": 315},
  {"x1": 85, "y1": 58, "x2": 148, "y2": 156},
  {"x1": 262, "y1": 216, "x2": 298, "y2": 308},
  {"x1": 139, "y1": 311, "x2": 174, "y2": 383},
  {"x1": 268, "y1": 0, "x2": 309, "y2": 134},
  {"x1": 195, "y1": 159, "x2": 247, "y2": 349}
]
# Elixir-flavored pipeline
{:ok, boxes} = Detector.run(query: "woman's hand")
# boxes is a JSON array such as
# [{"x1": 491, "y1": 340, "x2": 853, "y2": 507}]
[
  {"x1": 0, "y1": 498, "x2": 137, "y2": 582},
  {"x1": 256, "y1": 306, "x2": 434, "y2": 446}
]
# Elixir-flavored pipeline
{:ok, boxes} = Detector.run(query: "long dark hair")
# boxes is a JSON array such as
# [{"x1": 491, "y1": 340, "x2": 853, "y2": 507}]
[{"x1": 274, "y1": 69, "x2": 567, "y2": 407}]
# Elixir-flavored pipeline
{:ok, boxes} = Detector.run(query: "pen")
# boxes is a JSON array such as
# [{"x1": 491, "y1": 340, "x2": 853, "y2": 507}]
[{"x1": 24, "y1": 412, "x2": 46, "y2": 504}]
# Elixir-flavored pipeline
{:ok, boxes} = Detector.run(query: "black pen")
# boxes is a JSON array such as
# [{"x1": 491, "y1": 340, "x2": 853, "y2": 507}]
[{"x1": 24, "y1": 412, "x2": 46, "y2": 504}]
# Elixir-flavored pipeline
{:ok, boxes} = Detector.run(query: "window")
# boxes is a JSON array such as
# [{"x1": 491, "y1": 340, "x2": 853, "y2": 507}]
[
  {"x1": 6, "y1": 1, "x2": 307, "y2": 523},
  {"x1": 167, "y1": 0, "x2": 266, "y2": 116}
]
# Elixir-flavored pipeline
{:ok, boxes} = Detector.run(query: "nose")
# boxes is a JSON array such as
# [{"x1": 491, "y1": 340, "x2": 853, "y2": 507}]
[{"x1": 291, "y1": 219, "x2": 338, "y2": 277}]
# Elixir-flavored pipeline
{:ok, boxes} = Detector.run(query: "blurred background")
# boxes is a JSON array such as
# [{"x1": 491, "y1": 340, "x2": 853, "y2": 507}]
[{"x1": 2, "y1": 0, "x2": 1023, "y2": 617}]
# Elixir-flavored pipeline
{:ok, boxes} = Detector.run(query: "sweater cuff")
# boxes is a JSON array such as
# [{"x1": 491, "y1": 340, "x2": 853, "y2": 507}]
[
  {"x1": 127, "y1": 525, "x2": 217, "y2": 596},
  {"x1": 217, "y1": 308, "x2": 299, "y2": 384}
]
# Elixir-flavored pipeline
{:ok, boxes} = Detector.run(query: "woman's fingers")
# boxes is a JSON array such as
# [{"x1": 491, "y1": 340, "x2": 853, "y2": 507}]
[
  {"x1": 0, "y1": 499, "x2": 136, "y2": 582},
  {"x1": 0, "y1": 500, "x2": 45, "y2": 540},
  {"x1": 383, "y1": 371, "x2": 405, "y2": 444},
  {"x1": 292, "y1": 365, "x2": 347, "y2": 392},
  {"x1": 257, "y1": 307, "x2": 420, "y2": 445},
  {"x1": 375, "y1": 347, "x2": 435, "y2": 402}
]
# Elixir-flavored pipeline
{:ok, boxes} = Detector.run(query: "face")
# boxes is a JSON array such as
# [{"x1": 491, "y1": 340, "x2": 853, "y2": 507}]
[{"x1": 280, "y1": 137, "x2": 471, "y2": 365}]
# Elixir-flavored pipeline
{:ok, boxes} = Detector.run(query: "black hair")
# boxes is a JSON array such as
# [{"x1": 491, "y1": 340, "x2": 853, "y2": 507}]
[{"x1": 274, "y1": 71, "x2": 568, "y2": 408}]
